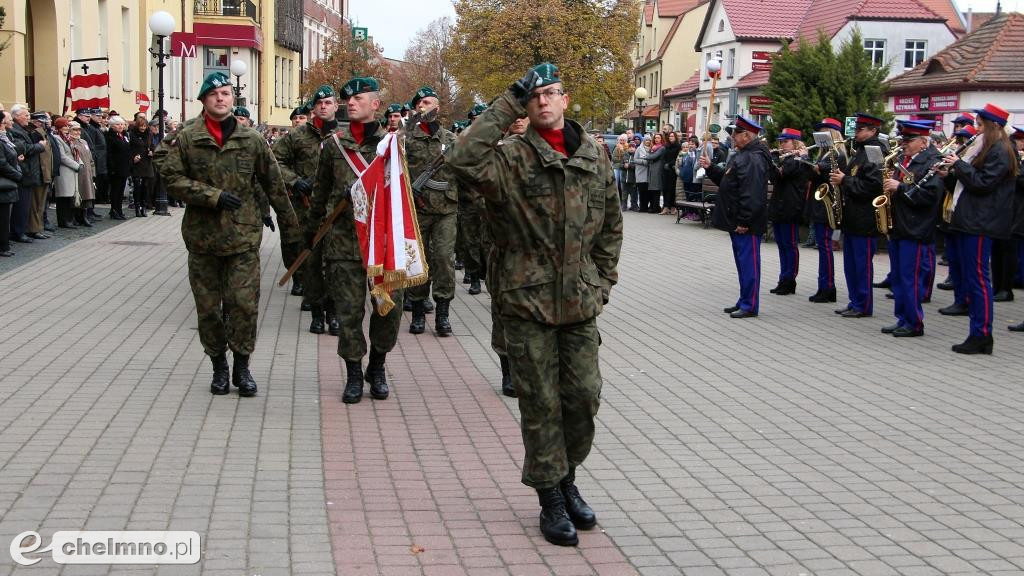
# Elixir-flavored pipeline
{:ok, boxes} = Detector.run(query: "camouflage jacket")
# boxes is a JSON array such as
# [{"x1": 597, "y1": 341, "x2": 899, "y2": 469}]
[
  {"x1": 155, "y1": 117, "x2": 299, "y2": 255},
  {"x1": 447, "y1": 91, "x2": 623, "y2": 326},
  {"x1": 306, "y1": 121, "x2": 387, "y2": 261},
  {"x1": 405, "y1": 123, "x2": 457, "y2": 215}
]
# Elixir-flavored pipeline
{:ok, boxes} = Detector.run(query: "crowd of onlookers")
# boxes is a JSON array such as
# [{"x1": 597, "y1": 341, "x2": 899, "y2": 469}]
[
  {"x1": 0, "y1": 104, "x2": 187, "y2": 258},
  {"x1": 609, "y1": 123, "x2": 730, "y2": 219}
]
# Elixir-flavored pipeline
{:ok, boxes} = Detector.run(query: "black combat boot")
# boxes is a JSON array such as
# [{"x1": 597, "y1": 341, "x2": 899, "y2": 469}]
[
  {"x1": 468, "y1": 274, "x2": 482, "y2": 295},
  {"x1": 560, "y1": 467, "x2": 596, "y2": 529},
  {"x1": 952, "y1": 335, "x2": 993, "y2": 355},
  {"x1": 326, "y1": 310, "x2": 340, "y2": 336},
  {"x1": 463, "y1": 272, "x2": 472, "y2": 284},
  {"x1": 499, "y1": 355, "x2": 516, "y2": 398},
  {"x1": 536, "y1": 487, "x2": 578, "y2": 546},
  {"x1": 403, "y1": 293, "x2": 413, "y2": 311},
  {"x1": 808, "y1": 288, "x2": 836, "y2": 303},
  {"x1": 309, "y1": 307, "x2": 326, "y2": 334},
  {"x1": 771, "y1": 278, "x2": 796, "y2": 295},
  {"x1": 290, "y1": 282, "x2": 304, "y2": 297},
  {"x1": 409, "y1": 301, "x2": 426, "y2": 334},
  {"x1": 424, "y1": 299, "x2": 434, "y2": 313},
  {"x1": 364, "y1": 349, "x2": 389, "y2": 400},
  {"x1": 210, "y1": 353, "x2": 230, "y2": 395},
  {"x1": 343, "y1": 361, "x2": 364, "y2": 404},
  {"x1": 435, "y1": 300, "x2": 453, "y2": 337},
  {"x1": 232, "y1": 354, "x2": 257, "y2": 397}
]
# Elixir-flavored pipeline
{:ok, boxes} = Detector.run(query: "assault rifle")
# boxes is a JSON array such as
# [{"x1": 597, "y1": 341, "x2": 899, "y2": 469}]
[{"x1": 277, "y1": 198, "x2": 349, "y2": 287}]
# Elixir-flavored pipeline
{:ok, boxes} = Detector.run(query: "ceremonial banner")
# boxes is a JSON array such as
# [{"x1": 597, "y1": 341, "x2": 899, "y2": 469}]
[
  {"x1": 62, "y1": 58, "x2": 111, "y2": 115},
  {"x1": 352, "y1": 133, "x2": 429, "y2": 314}
]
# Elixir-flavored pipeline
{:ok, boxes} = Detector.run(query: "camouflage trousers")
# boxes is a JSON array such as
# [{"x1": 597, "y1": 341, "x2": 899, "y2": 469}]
[
  {"x1": 326, "y1": 259, "x2": 403, "y2": 362},
  {"x1": 486, "y1": 247, "x2": 504, "y2": 356},
  {"x1": 408, "y1": 211, "x2": 456, "y2": 302},
  {"x1": 188, "y1": 250, "x2": 260, "y2": 357},
  {"x1": 458, "y1": 205, "x2": 487, "y2": 278},
  {"x1": 302, "y1": 241, "x2": 331, "y2": 311},
  {"x1": 503, "y1": 316, "x2": 603, "y2": 489},
  {"x1": 278, "y1": 199, "x2": 308, "y2": 288}
]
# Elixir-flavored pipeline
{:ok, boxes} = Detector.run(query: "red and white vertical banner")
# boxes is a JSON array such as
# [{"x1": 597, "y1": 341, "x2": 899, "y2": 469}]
[{"x1": 62, "y1": 58, "x2": 111, "y2": 115}]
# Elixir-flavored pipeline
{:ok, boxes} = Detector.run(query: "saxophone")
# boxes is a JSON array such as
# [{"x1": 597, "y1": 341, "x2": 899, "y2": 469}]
[
  {"x1": 814, "y1": 142, "x2": 843, "y2": 229},
  {"x1": 872, "y1": 146, "x2": 903, "y2": 235}
]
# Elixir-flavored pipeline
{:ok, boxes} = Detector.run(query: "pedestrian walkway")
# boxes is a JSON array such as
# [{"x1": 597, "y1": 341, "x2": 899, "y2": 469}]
[{"x1": 1, "y1": 210, "x2": 1023, "y2": 575}]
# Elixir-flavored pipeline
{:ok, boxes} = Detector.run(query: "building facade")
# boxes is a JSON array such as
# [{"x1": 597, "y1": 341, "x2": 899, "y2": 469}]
[{"x1": 302, "y1": 0, "x2": 346, "y2": 73}]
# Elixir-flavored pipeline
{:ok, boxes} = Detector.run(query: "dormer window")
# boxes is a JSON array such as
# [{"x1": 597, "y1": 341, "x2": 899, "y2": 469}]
[{"x1": 718, "y1": 19, "x2": 725, "y2": 32}]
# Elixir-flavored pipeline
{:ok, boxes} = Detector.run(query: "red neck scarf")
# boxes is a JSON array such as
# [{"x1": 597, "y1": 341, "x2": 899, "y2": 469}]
[
  {"x1": 419, "y1": 122, "x2": 431, "y2": 136},
  {"x1": 350, "y1": 121, "x2": 365, "y2": 145},
  {"x1": 204, "y1": 113, "x2": 224, "y2": 147},
  {"x1": 313, "y1": 116, "x2": 324, "y2": 134},
  {"x1": 535, "y1": 126, "x2": 567, "y2": 156}
]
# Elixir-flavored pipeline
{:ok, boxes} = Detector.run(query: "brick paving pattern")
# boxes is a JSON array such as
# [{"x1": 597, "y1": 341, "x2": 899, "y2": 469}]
[{"x1": 1, "y1": 209, "x2": 1023, "y2": 575}]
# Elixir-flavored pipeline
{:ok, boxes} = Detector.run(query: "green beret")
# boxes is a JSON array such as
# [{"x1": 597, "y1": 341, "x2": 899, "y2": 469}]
[
  {"x1": 468, "y1": 103, "x2": 488, "y2": 119},
  {"x1": 197, "y1": 71, "x2": 232, "y2": 100},
  {"x1": 310, "y1": 84, "x2": 336, "y2": 105},
  {"x1": 385, "y1": 103, "x2": 403, "y2": 115},
  {"x1": 340, "y1": 77, "x2": 379, "y2": 99},
  {"x1": 233, "y1": 106, "x2": 250, "y2": 118},
  {"x1": 410, "y1": 86, "x2": 439, "y2": 108},
  {"x1": 532, "y1": 62, "x2": 562, "y2": 88},
  {"x1": 289, "y1": 107, "x2": 305, "y2": 119}
]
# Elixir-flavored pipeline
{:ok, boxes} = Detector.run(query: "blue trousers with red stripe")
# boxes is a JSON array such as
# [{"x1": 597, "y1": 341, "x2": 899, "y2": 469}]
[
  {"x1": 889, "y1": 238, "x2": 926, "y2": 331},
  {"x1": 773, "y1": 222, "x2": 800, "y2": 283},
  {"x1": 730, "y1": 232, "x2": 761, "y2": 313},
  {"x1": 945, "y1": 233, "x2": 967, "y2": 306},
  {"x1": 842, "y1": 234, "x2": 876, "y2": 315},
  {"x1": 921, "y1": 242, "x2": 936, "y2": 302},
  {"x1": 1016, "y1": 241, "x2": 1024, "y2": 285},
  {"x1": 950, "y1": 232, "x2": 994, "y2": 338},
  {"x1": 814, "y1": 223, "x2": 835, "y2": 292}
]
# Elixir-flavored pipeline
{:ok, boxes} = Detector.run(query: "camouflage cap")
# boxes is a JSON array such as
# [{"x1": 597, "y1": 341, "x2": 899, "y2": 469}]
[
  {"x1": 410, "y1": 86, "x2": 439, "y2": 108},
  {"x1": 340, "y1": 77, "x2": 379, "y2": 99},
  {"x1": 233, "y1": 106, "x2": 250, "y2": 118},
  {"x1": 385, "y1": 103, "x2": 403, "y2": 115},
  {"x1": 310, "y1": 84, "x2": 336, "y2": 105},
  {"x1": 467, "y1": 103, "x2": 488, "y2": 119},
  {"x1": 532, "y1": 62, "x2": 562, "y2": 88},
  {"x1": 198, "y1": 71, "x2": 232, "y2": 100}
]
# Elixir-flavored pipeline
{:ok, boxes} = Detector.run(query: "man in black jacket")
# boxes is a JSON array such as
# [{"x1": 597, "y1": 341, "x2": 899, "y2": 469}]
[
  {"x1": 881, "y1": 120, "x2": 943, "y2": 337},
  {"x1": 700, "y1": 116, "x2": 771, "y2": 318},
  {"x1": 769, "y1": 128, "x2": 809, "y2": 295},
  {"x1": 80, "y1": 108, "x2": 108, "y2": 218},
  {"x1": 830, "y1": 112, "x2": 887, "y2": 318},
  {"x1": 7, "y1": 106, "x2": 44, "y2": 244}
]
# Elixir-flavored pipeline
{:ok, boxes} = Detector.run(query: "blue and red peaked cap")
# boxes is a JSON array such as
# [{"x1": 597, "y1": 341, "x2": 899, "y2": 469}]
[
  {"x1": 855, "y1": 112, "x2": 884, "y2": 128},
  {"x1": 895, "y1": 120, "x2": 931, "y2": 137},
  {"x1": 731, "y1": 116, "x2": 762, "y2": 135},
  {"x1": 776, "y1": 128, "x2": 802, "y2": 140},
  {"x1": 973, "y1": 103, "x2": 1010, "y2": 126},
  {"x1": 814, "y1": 117, "x2": 843, "y2": 132}
]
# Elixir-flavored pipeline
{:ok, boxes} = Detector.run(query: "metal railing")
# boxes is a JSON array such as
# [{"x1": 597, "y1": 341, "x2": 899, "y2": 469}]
[{"x1": 194, "y1": 0, "x2": 258, "y2": 21}]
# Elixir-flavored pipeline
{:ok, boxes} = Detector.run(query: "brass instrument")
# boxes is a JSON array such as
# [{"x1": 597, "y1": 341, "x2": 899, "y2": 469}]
[
  {"x1": 872, "y1": 146, "x2": 904, "y2": 235},
  {"x1": 814, "y1": 139, "x2": 846, "y2": 229}
]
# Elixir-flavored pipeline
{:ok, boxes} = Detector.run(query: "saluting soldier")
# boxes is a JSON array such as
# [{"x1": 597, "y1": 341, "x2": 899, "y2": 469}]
[
  {"x1": 881, "y1": 120, "x2": 944, "y2": 337},
  {"x1": 305, "y1": 77, "x2": 403, "y2": 404},
  {"x1": 830, "y1": 112, "x2": 887, "y2": 318},
  {"x1": 699, "y1": 116, "x2": 772, "y2": 318},
  {"x1": 156, "y1": 72, "x2": 299, "y2": 397},
  {"x1": 457, "y1": 103, "x2": 489, "y2": 296},
  {"x1": 273, "y1": 85, "x2": 341, "y2": 334},
  {"x1": 405, "y1": 86, "x2": 458, "y2": 336},
  {"x1": 449, "y1": 63, "x2": 622, "y2": 547}
]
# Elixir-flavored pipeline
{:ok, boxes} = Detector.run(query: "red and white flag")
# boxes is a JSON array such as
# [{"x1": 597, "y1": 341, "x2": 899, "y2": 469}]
[
  {"x1": 62, "y1": 58, "x2": 110, "y2": 115},
  {"x1": 350, "y1": 133, "x2": 428, "y2": 314}
]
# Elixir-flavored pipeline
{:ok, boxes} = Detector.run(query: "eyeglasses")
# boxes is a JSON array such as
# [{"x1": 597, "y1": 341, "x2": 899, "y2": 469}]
[{"x1": 528, "y1": 89, "x2": 565, "y2": 102}]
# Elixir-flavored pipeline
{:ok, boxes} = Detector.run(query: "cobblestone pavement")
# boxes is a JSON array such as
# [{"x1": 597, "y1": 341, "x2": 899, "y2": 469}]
[{"x1": 1, "y1": 209, "x2": 1023, "y2": 575}]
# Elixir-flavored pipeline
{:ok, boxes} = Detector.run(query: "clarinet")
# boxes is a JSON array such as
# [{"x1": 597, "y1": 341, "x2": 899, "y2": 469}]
[{"x1": 904, "y1": 134, "x2": 978, "y2": 201}]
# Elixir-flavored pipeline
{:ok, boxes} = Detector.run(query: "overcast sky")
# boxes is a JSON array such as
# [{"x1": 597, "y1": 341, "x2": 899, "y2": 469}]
[{"x1": 348, "y1": 0, "x2": 1018, "y2": 61}]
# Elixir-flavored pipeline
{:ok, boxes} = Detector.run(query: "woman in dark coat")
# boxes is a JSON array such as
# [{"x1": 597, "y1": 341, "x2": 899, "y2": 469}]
[
  {"x1": 105, "y1": 116, "x2": 132, "y2": 220},
  {"x1": 660, "y1": 131, "x2": 682, "y2": 214},
  {"x1": 0, "y1": 111, "x2": 24, "y2": 256}
]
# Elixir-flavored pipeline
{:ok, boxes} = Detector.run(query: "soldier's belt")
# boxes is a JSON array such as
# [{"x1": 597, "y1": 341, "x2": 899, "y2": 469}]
[{"x1": 424, "y1": 179, "x2": 449, "y2": 192}]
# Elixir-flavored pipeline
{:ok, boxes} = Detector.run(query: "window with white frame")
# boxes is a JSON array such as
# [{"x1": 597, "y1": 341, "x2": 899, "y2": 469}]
[
  {"x1": 904, "y1": 40, "x2": 926, "y2": 69},
  {"x1": 727, "y1": 48, "x2": 735, "y2": 78},
  {"x1": 864, "y1": 39, "x2": 886, "y2": 67}
]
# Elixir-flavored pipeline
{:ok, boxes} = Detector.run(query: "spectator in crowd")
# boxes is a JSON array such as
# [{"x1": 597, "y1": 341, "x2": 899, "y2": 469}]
[
  {"x1": 623, "y1": 139, "x2": 636, "y2": 211},
  {"x1": 84, "y1": 109, "x2": 108, "y2": 218},
  {"x1": 633, "y1": 135, "x2": 653, "y2": 213},
  {"x1": 69, "y1": 122, "x2": 96, "y2": 227},
  {"x1": 51, "y1": 117, "x2": 81, "y2": 228},
  {"x1": 29, "y1": 112, "x2": 57, "y2": 239},
  {"x1": 105, "y1": 115, "x2": 131, "y2": 220},
  {"x1": 0, "y1": 110, "x2": 23, "y2": 257},
  {"x1": 129, "y1": 112, "x2": 155, "y2": 217},
  {"x1": 8, "y1": 105, "x2": 44, "y2": 244},
  {"x1": 638, "y1": 132, "x2": 665, "y2": 213},
  {"x1": 612, "y1": 135, "x2": 627, "y2": 207},
  {"x1": 661, "y1": 131, "x2": 681, "y2": 215}
]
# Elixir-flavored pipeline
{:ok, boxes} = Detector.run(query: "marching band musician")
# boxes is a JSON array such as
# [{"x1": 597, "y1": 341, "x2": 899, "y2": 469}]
[
  {"x1": 936, "y1": 123, "x2": 977, "y2": 301},
  {"x1": 768, "y1": 128, "x2": 808, "y2": 296},
  {"x1": 830, "y1": 113, "x2": 887, "y2": 318},
  {"x1": 880, "y1": 120, "x2": 943, "y2": 338},
  {"x1": 1008, "y1": 125, "x2": 1024, "y2": 332},
  {"x1": 805, "y1": 118, "x2": 848, "y2": 303},
  {"x1": 940, "y1": 103, "x2": 1018, "y2": 355}
]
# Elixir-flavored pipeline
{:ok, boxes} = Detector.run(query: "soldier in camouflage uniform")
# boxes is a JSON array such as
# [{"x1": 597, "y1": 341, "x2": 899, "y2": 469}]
[
  {"x1": 273, "y1": 85, "x2": 341, "y2": 334},
  {"x1": 156, "y1": 72, "x2": 299, "y2": 397},
  {"x1": 405, "y1": 86, "x2": 458, "y2": 336},
  {"x1": 305, "y1": 77, "x2": 402, "y2": 404},
  {"x1": 448, "y1": 63, "x2": 622, "y2": 547},
  {"x1": 384, "y1": 103, "x2": 403, "y2": 132},
  {"x1": 455, "y1": 103, "x2": 489, "y2": 296}
]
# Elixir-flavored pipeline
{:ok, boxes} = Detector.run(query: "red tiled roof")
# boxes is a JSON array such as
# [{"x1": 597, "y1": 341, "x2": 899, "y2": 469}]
[
  {"x1": 857, "y1": 0, "x2": 942, "y2": 20},
  {"x1": 623, "y1": 104, "x2": 662, "y2": 119},
  {"x1": 796, "y1": 0, "x2": 944, "y2": 41},
  {"x1": 920, "y1": 0, "x2": 966, "y2": 34},
  {"x1": 657, "y1": 0, "x2": 705, "y2": 17},
  {"x1": 964, "y1": 11, "x2": 997, "y2": 32},
  {"x1": 722, "y1": 0, "x2": 813, "y2": 40},
  {"x1": 735, "y1": 68, "x2": 771, "y2": 88},
  {"x1": 645, "y1": 1, "x2": 655, "y2": 25},
  {"x1": 886, "y1": 11, "x2": 1024, "y2": 93},
  {"x1": 664, "y1": 70, "x2": 702, "y2": 97}
]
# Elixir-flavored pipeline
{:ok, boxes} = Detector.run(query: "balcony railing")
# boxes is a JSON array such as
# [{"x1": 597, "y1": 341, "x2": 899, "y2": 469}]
[{"x1": 194, "y1": 0, "x2": 259, "y2": 21}]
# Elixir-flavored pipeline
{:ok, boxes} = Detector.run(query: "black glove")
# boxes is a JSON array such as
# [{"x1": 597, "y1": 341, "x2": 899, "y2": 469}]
[
  {"x1": 217, "y1": 192, "x2": 242, "y2": 211},
  {"x1": 293, "y1": 179, "x2": 313, "y2": 197},
  {"x1": 509, "y1": 68, "x2": 542, "y2": 107},
  {"x1": 303, "y1": 230, "x2": 316, "y2": 250},
  {"x1": 262, "y1": 215, "x2": 275, "y2": 232}
]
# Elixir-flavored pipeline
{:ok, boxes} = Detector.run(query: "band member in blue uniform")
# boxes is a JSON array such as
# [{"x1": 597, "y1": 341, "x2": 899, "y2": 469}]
[
  {"x1": 942, "y1": 103, "x2": 1018, "y2": 354},
  {"x1": 881, "y1": 120, "x2": 943, "y2": 337},
  {"x1": 699, "y1": 116, "x2": 771, "y2": 318},
  {"x1": 806, "y1": 118, "x2": 847, "y2": 303},
  {"x1": 1008, "y1": 125, "x2": 1024, "y2": 332},
  {"x1": 937, "y1": 124, "x2": 977, "y2": 314},
  {"x1": 768, "y1": 128, "x2": 808, "y2": 296},
  {"x1": 831, "y1": 113, "x2": 886, "y2": 318}
]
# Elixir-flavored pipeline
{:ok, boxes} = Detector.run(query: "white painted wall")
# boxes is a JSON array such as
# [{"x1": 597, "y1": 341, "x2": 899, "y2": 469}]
[
  {"x1": 834, "y1": 21, "x2": 957, "y2": 79},
  {"x1": 888, "y1": 91, "x2": 1024, "y2": 132}
]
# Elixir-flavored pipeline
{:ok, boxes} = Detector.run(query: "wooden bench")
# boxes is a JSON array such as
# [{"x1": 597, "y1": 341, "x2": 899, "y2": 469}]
[{"x1": 675, "y1": 182, "x2": 717, "y2": 227}]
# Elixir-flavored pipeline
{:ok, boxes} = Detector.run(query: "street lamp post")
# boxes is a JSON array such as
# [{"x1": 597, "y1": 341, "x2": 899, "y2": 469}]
[
  {"x1": 148, "y1": 10, "x2": 175, "y2": 216},
  {"x1": 634, "y1": 87, "x2": 648, "y2": 135},
  {"x1": 230, "y1": 59, "x2": 248, "y2": 106},
  {"x1": 572, "y1": 103, "x2": 581, "y2": 122}
]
